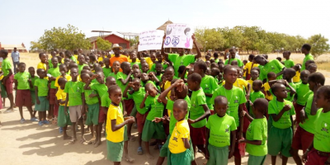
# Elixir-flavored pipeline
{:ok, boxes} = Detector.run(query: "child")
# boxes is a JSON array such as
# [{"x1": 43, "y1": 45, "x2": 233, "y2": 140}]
[
  {"x1": 65, "y1": 50, "x2": 77, "y2": 63},
  {"x1": 0, "y1": 49, "x2": 14, "y2": 111},
  {"x1": 37, "y1": 52, "x2": 49, "y2": 71},
  {"x1": 106, "y1": 85, "x2": 135, "y2": 165},
  {"x1": 123, "y1": 78, "x2": 147, "y2": 155},
  {"x1": 168, "y1": 99, "x2": 192, "y2": 165},
  {"x1": 293, "y1": 70, "x2": 311, "y2": 124},
  {"x1": 187, "y1": 73, "x2": 211, "y2": 156},
  {"x1": 292, "y1": 64, "x2": 301, "y2": 83},
  {"x1": 141, "y1": 62, "x2": 149, "y2": 73},
  {"x1": 64, "y1": 68, "x2": 85, "y2": 143},
  {"x1": 263, "y1": 72, "x2": 276, "y2": 101},
  {"x1": 240, "y1": 98, "x2": 268, "y2": 165},
  {"x1": 56, "y1": 78, "x2": 71, "y2": 140},
  {"x1": 292, "y1": 72, "x2": 325, "y2": 165},
  {"x1": 108, "y1": 60, "x2": 120, "y2": 78},
  {"x1": 301, "y1": 44, "x2": 313, "y2": 71},
  {"x1": 302, "y1": 85, "x2": 330, "y2": 165},
  {"x1": 248, "y1": 80, "x2": 265, "y2": 116},
  {"x1": 205, "y1": 96, "x2": 237, "y2": 165},
  {"x1": 243, "y1": 54, "x2": 258, "y2": 80},
  {"x1": 34, "y1": 69, "x2": 50, "y2": 126},
  {"x1": 77, "y1": 55, "x2": 87, "y2": 74},
  {"x1": 307, "y1": 63, "x2": 317, "y2": 74},
  {"x1": 54, "y1": 64, "x2": 71, "y2": 89},
  {"x1": 194, "y1": 61, "x2": 219, "y2": 114},
  {"x1": 14, "y1": 62, "x2": 36, "y2": 123},
  {"x1": 48, "y1": 57, "x2": 61, "y2": 120},
  {"x1": 28, "y1": 67, "x2": 38, "y2": 110},
  {"x1": 268, "y1": 83, "x2": 295, "y2": 165},
  {"x1": 254, "y1": 55, "x2": 285, "y2": 82},
  {"x1": 283, "y1": 51, "x2": 294, "y2": 68},
  {"x1": 282, "y1": 68, "x2": 297, "y2": 102},
  {"x1": 103, "y1": 58, "x2": 111, "y2": 77},
  {"x1": 210, "y1": 66, "x2": 246, "y2": 165},
  {"x1": 247, "y1": 69, "x2": 260, "y2": 92},
  {"x1": 140, "y1": 83, "x2": 166, "y2": 159},
  {"x1": 224, "y1": 48, "x2": 243, "y2": 67}
]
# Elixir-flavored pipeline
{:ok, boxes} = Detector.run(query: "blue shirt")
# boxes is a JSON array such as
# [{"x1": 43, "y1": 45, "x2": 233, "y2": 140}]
[{"x1": 11, "y1": 51, "x2": 20, "y2": 62}]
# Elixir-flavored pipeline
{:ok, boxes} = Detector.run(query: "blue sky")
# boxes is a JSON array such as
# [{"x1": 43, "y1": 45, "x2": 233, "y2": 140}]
[{"x1": 1, "y1": 0, "x2": 329, "y2": 49}]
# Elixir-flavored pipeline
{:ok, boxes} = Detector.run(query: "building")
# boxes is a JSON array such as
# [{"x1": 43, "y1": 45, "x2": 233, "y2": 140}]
[
  {"x1": 90, "y1": 34, "x2": 130, "y2": 50},
  {"x1": 0, "y1": 42, "x2": 28, "y2": 53}
]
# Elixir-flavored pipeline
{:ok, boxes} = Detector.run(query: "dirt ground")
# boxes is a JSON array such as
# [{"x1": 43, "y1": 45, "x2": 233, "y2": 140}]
[{"x1": 0, "y1": 52, "x2": 326, "y2": 165}]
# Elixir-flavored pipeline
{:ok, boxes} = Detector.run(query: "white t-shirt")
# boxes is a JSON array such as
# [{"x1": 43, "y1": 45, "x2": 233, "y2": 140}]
[{"x1": 11, "y1": 51, "x2": 20, "y2": 62}]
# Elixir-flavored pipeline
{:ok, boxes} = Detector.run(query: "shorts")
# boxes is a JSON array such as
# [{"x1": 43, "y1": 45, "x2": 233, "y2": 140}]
[
  {"x1": 207, "y1": 144, "x2": 228, "y2": 165},
  {"x1": 246, "y1": 73, "x2": 251, "y2": 80},
  {"x1": 15, "y1": 90, "x2": 32, "y2": 107},
  {"x1": 49, "y1": 88, "x2": 57, "y2": 104},
  {"x1": 160, "y1": 135, "x2": 195, "y2": 160},
  {"x1": 136, "y1": 112, "x2": 147, "y2": 133},
  {"x1": 124, "y1": 99, "x2": 134, "y2": 115},
  {"x1": 168, "y1": 149, "x2": 192, "y2": 165},
  {"x1": 0, "y1": 82, "x2": 7, "y2": 98},
  {"x1": 268, "y1": 126, "x2": 292, "y2": 157},
  {"x1": 35, "y1": 96, "x2": 49, "y2": 111},
  {"x1": 291, "y1": 126, "x2": 314, "y2": 152},
  {"x1": 69, "y1": 105, "x2": 83, "y2": 123},
  {"x1": 243, "y1": 104, "x2": 251, "y2": 133},
  {"x1": 124, "y1": 125, "x2": 128, "y2": 142},
  {"x1": 86, "y1": 103, "x2": 99, "y2": 125},
  {"x1": 293, "y1": 102, "x2": 304, "y2": 124},
  {"x1": 107, "y1": 140, "x2": 124, "y2": 162},
  {"x1": 98, "y1": 106, "x2": 106, "y2": 123},
  {"x1": 230, "y1": 129, "x2": 244, "y2": 158},
  {"x1": 189, "y1": 125, "x2": 206, "y2": 145},
  {"x1": 4, "y1": 74, "x2": 13, "y2": 94},
  {"x1": 30, "y1": 91, "x2": 36, "y2": 105},
  {"x1": 57, "y1": 106, "x2": 72, "y2": 127},
  {"x1": 248, "y1": 155, "x2": 266, "y2": 165},
  {"x1": 305, "y1": 148, "x2": 329, "y2": 165},
  {"x1": 142, "y1": 120, "x2": 166, "y2": 142},
  {"x1": 53, "y1": 103, "x2": 59, "y2": 117}
]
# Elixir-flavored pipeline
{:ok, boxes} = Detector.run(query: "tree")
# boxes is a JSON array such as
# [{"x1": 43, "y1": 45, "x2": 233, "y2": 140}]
[
  {"x1": 129, "y1": 36, "x2": 139, "y2": 47},
  {"x1": 30, "y1": 24, "x2": 91, "y2": 51},
  {"x1": 308, "y1": 34, "x2": 330, "y2": 58},
  {"x1": 195, "y1": 28, "x2": 225, "y2": 51},
  {"x1": 96, "y1": 37, "x2": 112, "y2": 51}
]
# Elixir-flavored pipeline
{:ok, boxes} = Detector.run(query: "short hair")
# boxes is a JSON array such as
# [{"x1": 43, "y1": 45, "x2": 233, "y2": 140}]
[
  {"x1": 253, "y1": 98, "x2": 269, "y2": 115},
  {"x1": 165, "y1": 66, "x2": 174, "y2": 72},
  {"x1": 248, "y1": 54, "x2": 255, "y2": 60},
  {"x1": 28, "y1": 66, "x2": 34, "y2": 70},
  {"x1": 188, "y1": 73, "x2": 202, "y2": 84},
  {"x1": 267, "y1": 72, "x2": 276, "y2": 79},
  {"x1": 307, "y1": 63, "x2": 317, "y2": 69},
  {"x1": 36, "y1": 68, "x2": 45, "y2": 74},
  {"x1": 173, "y1": 99, "x2": 188, "y2": 111},
  {"x1": 39, "y1": 52, "x2": 46, "y2": 58},
  {"x1": 214, "y1": 96, "x2": 228, "y2": 105},
  {"x1": 271, "y1": 83, "x2": 284, "y2": 93},
  {"x1": 223, "y1": 65, "x2": 237, "y2": 74},
  {"x1": 0, "y1": 49, "x2": 8, "y2": 57},
  {"x1": 120, "y1": 61, "x2": 130, "y2": 69},
  {"x1": 145, "y1": 83, "x2": 155, "y2": 90},
  {"x1": 253, "y1": 80, "x2": 263, "y2": 87},
  {"x1": 58, "y1": 77, "x2": 67, "y2": 85},
  {"x1": 284, "y1": 68, "x2": 296, "y2": 77},
  {"x1": 211, "y1": 68, "x2": 220, "y2": 75},
  {"x1": 263, "y1": 54, "x2": 268, "y2": 59},
  {"x1": 195, "y1": 61, "x2": 207, "y2": 73},
  {"x1": 276, "y1": 57, "x2": 282, "y2": 61},
  {"x1": 108, "y1": 85, "x2": 121, "y2": 94},
  {"x1": 300, "y1": 70, "x2": 310, "y2": 76},
  {"x1": 178, "y1": 65, "x2": 186, "y2": 75},
  {"x1": 65, "y1": 50, "x2": 71, "y2": 56},
  {"x1": 317, "y1": 86, "x2": 330, "y2": 100},
  {"x1": 106, "y1": 76, "x2": 116, "y2": 82},
  {"x1": 302, "y1": 44, "x2": 311, "y2": 51},
  {"x1": 284, "y1": 51, "x2": 291, "y2": 55},
  {"x1": 18, "y1": 62, "x2": 25, "y2": 67},
  {"x1": 213, "y1": 52, "x2": 219, "y2": 58},
  {"x1": 308, "y1": 72, "x2": 325, "y2": 85}
]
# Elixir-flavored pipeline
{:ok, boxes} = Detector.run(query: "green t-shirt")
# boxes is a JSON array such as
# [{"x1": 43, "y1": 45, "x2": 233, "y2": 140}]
[
  {"x1": 150, "y1": 63, "x2": 156, "y2": 73},
  {"x1": 116, "y1": 72, "x2": 129, "y2": 95},
  {"x1": 48, "y1": 67, "x2": 61, "y2": 89},
  {"x1": 64, "y1": 81, "x2": 84, "y2": 106},
  {"x1": 259, "y1": 60, "x2": 285, "y2": 81},
  {"x1": 34, "y1": 78, "x2": 49, "y2": 96},
  {"x1": 313, "y1": 109, "x2": 330, "y2": 152},
  {"x1": 166, "y1": 96, "x2": 191, "y2": 134},
  {"x1": 48, "y1": 59, "x2": 53, "y2": 69},
  {"x1": 268, "y1": 99, "x2": 295, "y2": 129},
  {"x1": 283, "y1": 59, "x2": 294, "y2": 68},
  {"x1": 211, "y1": 86, "x2": 246, "y2": 127},
  {"x1": 78, "y1": 64, "x2": 87, "y2": 74},
  {"x1": 295, "y1": 83, "x2": 311, "y2": 106},
  {"x1": 90, "y1": 82, "x2": 108, "y2": 99},
  {"x1": 201, "y1": 75, "x2": 219, "y2": 110},
  {"x1": 83, "y1": 88, "x2": 99, "y2": 105},
  {"x1": 302, "y1": 54, "x2": 314, "y2": 71},
  {"x1": 2, "y1": 58, "x2": 12, "y2": 76},
  {"x1": 29, "y1": 76, "x2": 38, "y2": 91},
  {"x1": 127, "y1": 87, "x2": 148, "y2": 114},
  {"x1": 224, "y1": 58, "x2": 243, "y2": 67},
  {"x1": 190, "y1": 88, "x2": 207, "y2": 128},
  {"x1": 250, "y1": 91, "x2": 265, "y2": 103},
  {"x1": 145, "y1": 95, "x2": 165, "y2": 121},
  {"x1": 168, "y1": 54, "x2": 195, "y2": 77},
  {"x1": 246, "y1": 117, "x2": 268, "y2": 156},
  {"x1": 299, "y1": 93, "x2": 321, "y2": 134},
  {"x1": 14, "y1": 72, "x2": 30, "y2": 90},
  {"x1": 206, "y1": 114, "x2": 237, "y2": 147},
  {"x1": 102, "y1": 67, "x2": 111, "y2": 77},
  {"x1": 286, "y1": 82, "x2": 297, "y2": 102},
  {"x1": 101, "y1": 92, "x2": 111, "y2": 108},
  {"x1": 108, "y1": 72, "x2": 118, "y2": 79},
  {"x1": 70, "y1": 56, "x2": 77, "y2": 63}
]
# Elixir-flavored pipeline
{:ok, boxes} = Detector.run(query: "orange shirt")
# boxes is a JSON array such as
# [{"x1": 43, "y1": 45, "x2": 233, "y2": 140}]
[{"x1": 110, "y1": 55, "x2": 128, "y2": 72}]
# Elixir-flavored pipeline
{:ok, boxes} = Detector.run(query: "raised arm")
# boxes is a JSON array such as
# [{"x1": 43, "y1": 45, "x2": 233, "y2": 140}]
[{"x1": 192, "y1": 34, "x2": 201, "y2": 59}]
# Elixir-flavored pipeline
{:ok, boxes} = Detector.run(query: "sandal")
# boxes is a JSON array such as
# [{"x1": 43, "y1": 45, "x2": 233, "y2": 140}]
[{"x1": 137, "y1": 146, "x2": 143, "y2": 155}]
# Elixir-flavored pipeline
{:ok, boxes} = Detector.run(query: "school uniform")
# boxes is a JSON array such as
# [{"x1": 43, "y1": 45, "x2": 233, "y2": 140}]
[
  {"x1": 34, "y1": 78, "x2": 49, "y2": 111},
  {"x1": 83, "y1": 83, "x2": 99, "y2": 126},
  {"x1": 14, "y1": 71, "x2": 32, "y2": 107},
  {"x1": 64, "y1": 81, "x2": 84, "y2": 123},
  {"x1": 56, "y1": 88, "x2": 71, "y2": 127},
  {"x1": 2, "y1": 58, "x2": 14, "y2": 95},
  {"x1": 90, "y1": 82, "x2": 108, "y2": 123},
  {"x1": 127, "y1": 87, "x2": 148, "y2": 133},
  {"x1": 293, "y1": 82, "x2": 311, "y2": 124}
]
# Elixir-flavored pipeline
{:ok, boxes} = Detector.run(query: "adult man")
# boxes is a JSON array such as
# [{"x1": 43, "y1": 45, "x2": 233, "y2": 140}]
[
  {"x1": 109, "y1": 43, "x2": 128, "y2": 67},
  {"x1": 11, "y1": 47, "x2": 20, "y2": 73}
]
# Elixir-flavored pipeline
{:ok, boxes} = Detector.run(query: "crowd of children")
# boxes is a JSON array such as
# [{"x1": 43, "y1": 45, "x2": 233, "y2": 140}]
[{"x1": 0, "y1": 40, "x2": 329, "y2": 165}]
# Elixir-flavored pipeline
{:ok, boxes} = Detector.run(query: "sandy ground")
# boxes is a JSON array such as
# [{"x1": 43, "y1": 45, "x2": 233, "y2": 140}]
[{"x1": 0, "y1": 52, "x2": 326, "y2": 165}]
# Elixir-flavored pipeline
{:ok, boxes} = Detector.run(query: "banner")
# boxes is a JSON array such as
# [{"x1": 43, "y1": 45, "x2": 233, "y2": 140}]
[
  {"x1": 163, "y1": 23, "x2": 194, "y2": 49},
  {"x1": 138, "y1": 30, "x2": 164, "y2": 51}
]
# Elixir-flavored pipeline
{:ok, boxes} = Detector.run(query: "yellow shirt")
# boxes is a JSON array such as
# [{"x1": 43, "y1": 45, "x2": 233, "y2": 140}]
[
  {"x1": 263, "y1": 82, "x2": 273, "y2": 101},
  {"x1": 56, "y1": 88, "x2": 68, "y2": 106},
  {"x1": 145, "y1": 57, "x2": 154, "y2": 70},
  {"x1": 37, "y1": 62, "x2": 47, "y2": 70},
  {"x1": 164, "y1": 81, "x2": 172, "y2": 116},
  {"x1": 222, "y1": 78, "x2": 248, "y2": 91},
  {"x1": 169, "y1": 119, "x2": 190, "y2": 154},
  {"x1": 55, "y1": 75, "x2": 72, "y2": 89},
  {"x1": 98, "y1": 56, "x2": 103, "y2": 62},
  {"x1": 244, "y1": 62, "x2": 259, "y2": 75},
  {"x1": 293, "y1": 71, "x2": 301, "y2": 83},
  {"x1": 127, "y1": 57, "x2": 140, "y2": 63},
  {"x1": 106, "y1": 104, "x2": 125, "y2": 143},
  {"x1": 247, "y1": 79, "x2": 254, "y2": 92}
]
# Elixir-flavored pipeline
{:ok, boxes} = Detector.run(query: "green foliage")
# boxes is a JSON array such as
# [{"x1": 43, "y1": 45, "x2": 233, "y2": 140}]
[
  {"x1": 194, "y1": 26, "x2": 328, "y2": 55},
  {"x1": 308, "y1": 34, "x2": 330, "y2": 58},
  {"x1": 30, "y1": 24, "x2": 91, "y2": 51},
  {"x1": 96, "y1": 37, "x2": 112, "y2": 51},
  {"x1": 129, "y1": 36, "x2": 139, "y2": 46}
]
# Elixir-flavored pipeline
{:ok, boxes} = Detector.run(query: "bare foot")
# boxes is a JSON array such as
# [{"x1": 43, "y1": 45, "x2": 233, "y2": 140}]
[
  {"x1": 146, "y1": 153, "x2": 154, "y2": 160},
  {"x1": 80, "y1": 137, "x2": 86, "y2": 144},
  {"x1": 94, "y1": 140, "x2": 101, "y2": 148},
  {"x1": 63, "y1": 135, "x2": 72, "y2": 140},
  {"x1": 70, "y1": 138, "x2": 77, "y2": 144},
  {"x1": 123, "y1": 155, "x2": 135, "y2": 163}
]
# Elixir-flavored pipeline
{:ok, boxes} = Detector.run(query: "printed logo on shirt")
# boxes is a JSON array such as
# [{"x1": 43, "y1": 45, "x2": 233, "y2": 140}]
[
  {"x1": 172, "y1": 136, "x2": 178, "y2": 142},
  {"x1": 321, "y1": 122, "x2": 329, "y2": 133}
]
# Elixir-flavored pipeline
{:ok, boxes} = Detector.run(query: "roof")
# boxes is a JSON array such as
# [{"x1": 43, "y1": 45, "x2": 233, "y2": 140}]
[
  {"x1": 1, "y1": 43, "x2": 27, "y2": 50},
  {"x1": 157, "y1": 20, "x2": 173, "y2": 31},
  {"x1": 89, "y1": 33, "x2": 130, "y2": 43}
]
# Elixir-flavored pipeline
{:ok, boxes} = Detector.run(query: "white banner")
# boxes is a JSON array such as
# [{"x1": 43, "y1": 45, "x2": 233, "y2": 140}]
[
  {"x1": 138, "y1": 30, "x2": 164, "y2": 51},
  {"x1": 163, "y1": 23, "x2": 194, "y2": 49}
]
